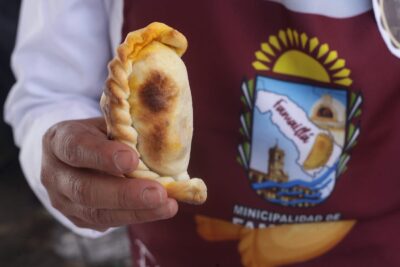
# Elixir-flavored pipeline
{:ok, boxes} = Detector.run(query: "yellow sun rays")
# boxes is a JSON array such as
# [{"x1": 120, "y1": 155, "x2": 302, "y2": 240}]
[{"x1": 252, "y1": 28, "x2": 353, "y2": 87}]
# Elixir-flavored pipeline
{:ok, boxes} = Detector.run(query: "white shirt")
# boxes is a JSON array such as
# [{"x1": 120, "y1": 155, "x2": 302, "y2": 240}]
[
  {"x1": 4, "y1": 0, "x2": 373, "y2": 238},
  {"x1": 5, "y1": 0, "x2": 123, "y2": 238}
]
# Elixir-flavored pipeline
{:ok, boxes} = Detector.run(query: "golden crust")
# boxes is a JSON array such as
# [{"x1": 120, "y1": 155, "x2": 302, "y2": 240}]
[{"x1": 101, "y1": 22, "x2": 206, "y2": 204}]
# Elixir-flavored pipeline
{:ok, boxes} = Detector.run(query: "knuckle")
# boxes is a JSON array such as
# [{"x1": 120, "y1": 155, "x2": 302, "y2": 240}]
[
  {"x1": 52, "y1": 201, "x2": 63, "y2": 211},
  {"x1": 58, "y1": 122, "x2": 102, "y2": 169},
  {"x1": 40, "y1": 168, "x2": 52, "y2": 188},
  {"x1": 117, "y1": 184, "x2": 133, "y2": 209},
  {"x1": 128, "y1": 210, "x2": 142, "y2": 223},
  {"x1": 61, "y1": 134, "x2": 82, "y2": 165},
  {"x1": 69, "y1": 175, "x2": 93, "y2": 206},
  {"x1": 49, "y1": 120, "x2": 106, "y2": 170},
  {"x1": 82, "y1": 208, "x2": 99, "y2": 223},
  {"x1": 90, "y1": 151, "x2": 101, "y2": 169},
  {"x1": 40, "y1": 169, "x2": 61, "y2": 199},
  {"x1": 49, "y1": 197, "x2": 63, "y2": 212},
  {"x1": 83, "y1": 208, "x2": 112, "y2": 225},
  {"x1": 43, "y1": 121, "x2": 72, "y2": 154},
  {"x1": 42, "y1": 124, "x2": 57, "y2": 151},
  {"x1": 50, "y1": 120, "x2": 85, "y2": 165}
]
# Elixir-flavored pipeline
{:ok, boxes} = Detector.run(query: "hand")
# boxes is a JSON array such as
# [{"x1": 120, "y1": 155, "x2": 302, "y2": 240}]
[{"x1": 41, "y1": 118, "x2": 178, "y2": 231}]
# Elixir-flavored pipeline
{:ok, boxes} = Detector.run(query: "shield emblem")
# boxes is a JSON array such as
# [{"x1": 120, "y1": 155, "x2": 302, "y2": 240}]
[{"x1": 238, "y1": 28, "x2": 363, "y2": 207}]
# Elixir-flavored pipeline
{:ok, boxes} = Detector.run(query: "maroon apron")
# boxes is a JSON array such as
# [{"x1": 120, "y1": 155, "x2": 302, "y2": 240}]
[{"x1": 122, "y1": 1, "x2": 400, "y2": 266}]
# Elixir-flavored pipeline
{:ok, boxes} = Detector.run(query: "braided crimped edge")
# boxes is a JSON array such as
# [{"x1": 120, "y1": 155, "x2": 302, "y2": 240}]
[{"x1": 100, "y1": 22, "x2": 207, "y2": 204}]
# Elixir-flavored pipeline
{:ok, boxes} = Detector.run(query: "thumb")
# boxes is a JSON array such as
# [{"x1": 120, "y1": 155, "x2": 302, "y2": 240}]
[{"x1": 48, "y1": 120, "x2": 139, "y2": 175}]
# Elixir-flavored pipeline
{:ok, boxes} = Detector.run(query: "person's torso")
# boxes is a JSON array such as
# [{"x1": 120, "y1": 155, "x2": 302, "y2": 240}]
[{"x1": 122, "y1": 1, "x2": 400, "y2": 266}]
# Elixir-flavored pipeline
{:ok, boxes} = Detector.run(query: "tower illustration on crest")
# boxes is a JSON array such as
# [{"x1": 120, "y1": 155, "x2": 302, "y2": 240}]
[
  {"x1": 266, "y1": 144, "x2": 288, "y2": 182},
  {"x1": 248, "y1": 143, "x2": 288, "y2": 183}
]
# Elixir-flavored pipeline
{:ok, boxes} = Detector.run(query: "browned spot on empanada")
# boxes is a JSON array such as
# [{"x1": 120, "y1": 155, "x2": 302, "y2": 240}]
[
  {"x1": 149, "y1": 123, "x2": 166, "y2": 156},
  {"x1": 139, "y1": 71, "x2": 178, "y2": 113},
  {"x1": 137, "y1": 119, "x2": 170, "y2": 165}
]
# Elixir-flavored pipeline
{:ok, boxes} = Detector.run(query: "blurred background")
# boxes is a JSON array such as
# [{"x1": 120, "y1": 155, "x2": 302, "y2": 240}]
[{"x1": 0, "y1": 2, "x2": 131, "y2": 266}]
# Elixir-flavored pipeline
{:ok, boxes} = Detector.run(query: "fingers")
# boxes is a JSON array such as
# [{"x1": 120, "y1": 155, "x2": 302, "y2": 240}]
[
  {"x1": 41, "y1": 118, "x2": 180, "y2": 231},
  {"x1": 57, "y1": 168, "x2": 168, "y2": 210},
  {"x1": 44, "y1": 167, "x2": 179, "y2": 229},
  {"x1": 44, "y1": 119, "x2": 138, "y2": 175}
]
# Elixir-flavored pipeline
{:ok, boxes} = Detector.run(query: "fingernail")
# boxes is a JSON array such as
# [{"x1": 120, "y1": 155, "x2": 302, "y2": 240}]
[
  {"x1": 113, "y1": 150, "x2": 134, "y2": 173},
  {"x1": 142, "y1": 188, "x2": 162, "y2": 206}
]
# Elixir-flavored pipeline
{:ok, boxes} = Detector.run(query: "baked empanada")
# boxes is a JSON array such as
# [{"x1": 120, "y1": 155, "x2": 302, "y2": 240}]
[{"x1": 100, "y1": 22, "x2": 207, "y2": 204}]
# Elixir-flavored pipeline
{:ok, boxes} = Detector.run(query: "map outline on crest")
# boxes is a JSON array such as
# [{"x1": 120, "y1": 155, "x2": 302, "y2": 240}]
[{"x1": 249, "y1": 75, "x2": 348, "y2": 206}]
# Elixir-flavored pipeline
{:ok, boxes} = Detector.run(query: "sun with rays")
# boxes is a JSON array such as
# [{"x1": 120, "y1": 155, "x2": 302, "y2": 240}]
[{"x1": 252, "y1": 28, "x2": 353, "y2": 87}]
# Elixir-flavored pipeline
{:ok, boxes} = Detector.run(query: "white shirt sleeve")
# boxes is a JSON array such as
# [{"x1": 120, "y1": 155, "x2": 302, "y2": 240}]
[{"x1": 4, "y1": 0, "x2": 123, "y2": 238}]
